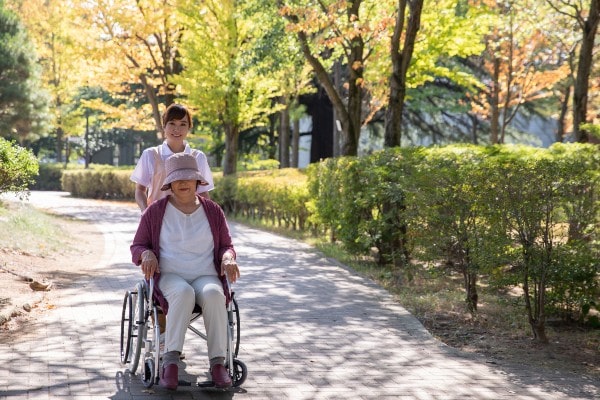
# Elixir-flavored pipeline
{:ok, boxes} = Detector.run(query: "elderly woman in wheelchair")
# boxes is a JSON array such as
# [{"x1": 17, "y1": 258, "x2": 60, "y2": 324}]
[{"x1": 129, "y1": 152, "x2": 242, "y2": 390}]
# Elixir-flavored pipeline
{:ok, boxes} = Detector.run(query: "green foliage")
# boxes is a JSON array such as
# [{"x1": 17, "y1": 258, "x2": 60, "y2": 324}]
[
  {"x1": 61, "y1": 166, "x2": 134, "y2": 199},
  {"x1": 176, "y1": 1, "x2": 283, "y2": 146},
  {"x1": 581, "y1": 123, "x2": 600, "y2": 141},
  {"x1": 32, "y1": 162, "x2": 64, "y2": 190},
  {"x1": 411, "y1": 145, "x2": 497, "y2": 311},
  {"x1": 546, "y1": 242, "x2": 599, "y2": 322},
  {"x1": 305, "y1": 143, "x2": 600, "y2": 335},
  {"x1": 0, "y1": 137, "x2": 38, "y2": 196},
  {"x1": 0, "y1": 1, "x2": 50, "y2": 141},
  {"x1": 212, "y1": 168, "x2": 309, "y2": 231},
  {"x1": 354, "y1": 148, "x2": 424, "y2": 265},
  {"x1": 238, "y1": 157, "x2": 279, "y2": 171},
  {"x1": 305, "y1": 156, "x2": 354, "y2": 242},
  {"x1": 474, "y1": 144, "x2": 600, "y2": 339}
]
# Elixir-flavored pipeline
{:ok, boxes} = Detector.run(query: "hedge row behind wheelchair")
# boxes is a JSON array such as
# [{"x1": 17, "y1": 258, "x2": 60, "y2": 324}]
[{"x1": 119, "y1": 278, "x2": 247, "y2": 388}]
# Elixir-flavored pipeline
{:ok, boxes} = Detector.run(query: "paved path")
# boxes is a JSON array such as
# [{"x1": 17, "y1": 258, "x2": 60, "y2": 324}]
[{"x1": 0, "y1": 191, "x2": 597, "y2": 400}]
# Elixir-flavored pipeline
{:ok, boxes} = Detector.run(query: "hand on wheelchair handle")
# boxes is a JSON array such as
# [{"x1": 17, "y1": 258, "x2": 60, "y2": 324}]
[
  {"x1": 221, "y1": 257, "x2": 240, "y2": 284},
  {"x1": 140, "y1": 249, "x2": 160, "y2": 280}
]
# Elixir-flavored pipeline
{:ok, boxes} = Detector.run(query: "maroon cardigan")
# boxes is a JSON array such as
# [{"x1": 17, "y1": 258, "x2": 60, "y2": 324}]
[{"x1": 130, "y1": 195, "x2": 236, "y2": 314}]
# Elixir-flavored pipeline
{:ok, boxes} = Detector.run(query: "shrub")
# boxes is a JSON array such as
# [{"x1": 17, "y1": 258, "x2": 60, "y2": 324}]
[
  {"x1": 0, "y1": 138, "x2": 38, "y2": 197},
  {"x1": 32, "y1": 163, "x2": 64, "y2": 190}
]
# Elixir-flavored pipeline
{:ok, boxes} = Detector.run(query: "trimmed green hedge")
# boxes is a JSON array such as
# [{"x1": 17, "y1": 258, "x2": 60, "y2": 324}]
[
  {"x1": 61, "y1": 166, "x2": 135, "y2": 199},
  {"x1": 306, "y1": 143, "x2": 600, "y2": 336},
  {"x1": 32, "y1": 163, "x2": 64, "y2": 190},
  {"x1": 211, "y1": 169, "x2": 309, "y2": 231}
]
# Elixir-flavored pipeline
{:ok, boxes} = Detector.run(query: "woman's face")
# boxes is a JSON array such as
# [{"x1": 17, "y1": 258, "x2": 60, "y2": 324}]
[
  {"x1": 170, "y1": 179, "x2": 197, "y2": 198},
  {"x1": 164, "y1": 117, "x2": 190, "y2": 145}
]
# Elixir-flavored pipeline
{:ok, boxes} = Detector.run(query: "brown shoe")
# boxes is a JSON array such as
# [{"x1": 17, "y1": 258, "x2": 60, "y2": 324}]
[
  {"x1": 159, "y1": 363, "x2": 178, "y2": 390},
  {"x1": 210, "y1": 364, "x2": 232, "y2": 388}
]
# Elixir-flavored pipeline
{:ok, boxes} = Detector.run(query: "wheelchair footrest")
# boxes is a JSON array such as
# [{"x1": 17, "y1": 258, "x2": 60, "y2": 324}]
[{"x1": 196, "y1": 380, "x2": 231, "y2": 391}]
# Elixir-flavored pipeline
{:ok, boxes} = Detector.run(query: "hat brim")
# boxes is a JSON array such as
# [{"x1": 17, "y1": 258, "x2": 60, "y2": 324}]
[{"x1": 160, "y1": 169, "x2": 209, "y2": 191}]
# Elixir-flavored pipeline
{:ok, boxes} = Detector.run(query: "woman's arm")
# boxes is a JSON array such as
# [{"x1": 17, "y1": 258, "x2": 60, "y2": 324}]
[{"x1": 130, "y1": 213, "x2": 153, "y2": 266}]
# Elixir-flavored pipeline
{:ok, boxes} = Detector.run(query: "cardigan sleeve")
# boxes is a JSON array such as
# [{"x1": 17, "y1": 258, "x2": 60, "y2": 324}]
[
  {"x1": 130, "y1": 197, "x2": 167, "y2": 265},
  {"x1": 131, "y1": 213, "x2": 152, "y2": 265},
  {"x1": 207, "y1": 199, "x2": 236, "y2": 261}
]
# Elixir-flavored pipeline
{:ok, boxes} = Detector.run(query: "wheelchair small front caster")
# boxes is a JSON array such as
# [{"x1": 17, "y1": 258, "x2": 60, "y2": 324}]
[
  {"x1": 141, "y1": 358, "x2": 155, "y2": 388},
  {"x1": 231, "y1": 359, "x2": 247, "y2": 387}
]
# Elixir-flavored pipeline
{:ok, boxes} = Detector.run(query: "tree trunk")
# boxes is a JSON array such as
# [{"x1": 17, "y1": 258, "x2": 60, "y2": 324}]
[
  {"x1": 345, "y1": 31, "x2": 363, "y2": 156},
  {"x1": 267, "y1": 112, "x2": 278, "y2": 160},
  {"x1": 332, "y1": 60, "x2": 342, "y2": 157},
  {"x1": 556, "y1": 85, "x2": 571, "y2": 142},
  {"x1": 291, "y1": 117, "x2": 299, "y2": 168},
  {"x1": 279, "y1": 102, "x2": 290, "y2": 168},
  {"x1": 522, "y1": 259, "x2": 549, "y2": 343},
  {"x1": 55, "y1": 126, "x2": 64, "y2": 163},
  {"x1": 572, "y1": 0, "x2": 599, "y2": 142},
  {"x1": 465, "y1": 270, "x2": 478, "y2": 313},
  {"x1": 223, "y1": 123, "x2": 239, "y2": 176},
  {"x1": 469, "y1": 114, "x2": 479, "y2": 144},
  {"x1": 139, "y1": 74, "x2": 162, "y2": 140},
  {"x1": 490, "y1": 57, "x2": 500, "y2": 144},
  {"x1": 384, "y1": 0, "x2": 424, "y2": 148}
]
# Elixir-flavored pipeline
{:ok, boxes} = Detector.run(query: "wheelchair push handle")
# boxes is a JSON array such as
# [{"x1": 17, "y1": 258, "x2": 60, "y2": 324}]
[{"x1": 147, "y1": 277, "x2": 154, "y2": 303}]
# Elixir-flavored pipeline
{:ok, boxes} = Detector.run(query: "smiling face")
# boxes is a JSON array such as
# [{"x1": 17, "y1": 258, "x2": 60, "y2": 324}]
[
  {"x1": 164, "y1": 117, "x2": 190, "y2": 149},
  {"x1": 162, "y1": 104, "x2": 193, "y2": 152},
  {"x1": 170, "y1": 179, "x2": 198, "y2": 199}
]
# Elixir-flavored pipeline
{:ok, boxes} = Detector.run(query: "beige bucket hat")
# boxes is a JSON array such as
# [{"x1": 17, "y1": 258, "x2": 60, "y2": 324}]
[{"x1": 160, "y1": 153, "x2": 209, "y2": 191}]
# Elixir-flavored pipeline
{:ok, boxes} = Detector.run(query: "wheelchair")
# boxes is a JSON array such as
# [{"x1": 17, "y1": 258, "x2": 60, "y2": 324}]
[{"x1": 119, "y1": 277, "x2": 247, "y2": 388}]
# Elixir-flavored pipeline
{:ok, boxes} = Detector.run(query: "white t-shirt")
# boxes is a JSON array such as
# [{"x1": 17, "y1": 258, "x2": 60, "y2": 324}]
[
  {"x1": 130, "y1": 141, "x2": 214, "y2": 204},
  {"x1": 159, "y1": 202, "x2": 217, "y2": 282}
]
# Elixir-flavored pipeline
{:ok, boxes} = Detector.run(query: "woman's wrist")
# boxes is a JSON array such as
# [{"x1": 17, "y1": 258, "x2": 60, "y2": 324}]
[{"x1": 141, "y1": 249, "x2": 154, "y2": 261}]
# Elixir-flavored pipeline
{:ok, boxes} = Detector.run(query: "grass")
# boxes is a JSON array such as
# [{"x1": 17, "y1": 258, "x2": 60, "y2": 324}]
[{"x1": 0, "y1": 201, "x2": 74, "y2": 257}]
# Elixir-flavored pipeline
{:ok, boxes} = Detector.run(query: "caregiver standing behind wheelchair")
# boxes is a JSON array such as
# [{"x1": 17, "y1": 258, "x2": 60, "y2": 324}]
[
  {"x1": 130, "y1": 103, "x2": 214, "y2": 212},
  {"x1": 130, "y1": 152, "x2": 240, "y2": 391}
]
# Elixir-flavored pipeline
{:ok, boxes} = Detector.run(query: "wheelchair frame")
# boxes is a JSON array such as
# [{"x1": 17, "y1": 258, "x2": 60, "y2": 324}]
[{"x1": 120, "y1": 278, "x2": 247, "y2": 388}]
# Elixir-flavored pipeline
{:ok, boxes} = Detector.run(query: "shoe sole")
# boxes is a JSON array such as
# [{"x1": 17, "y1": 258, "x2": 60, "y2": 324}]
[
  {"x1": 214, "y1": 383, "x2": 232, "y2": 389},
  {"x1": 159, "y1": 382, "x2": 178, "y2": 390}
]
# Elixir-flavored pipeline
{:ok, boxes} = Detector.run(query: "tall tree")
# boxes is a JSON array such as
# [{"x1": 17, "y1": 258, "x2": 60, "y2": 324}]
[
  {"x1": 1, "y1": 1, "x2": 50, "y2": 146},
  {"x1": 383, "y1": 0, "x2": 424, "y2": 148},
  {"x1": 363, "y1": 0, "x2": 489, "y2": 146},
  {"x1": 471, "y1": 0, "x2": 571, "y2": 144},
  {"x1": 8, "y1": 0, "x2": 90, "y2": 160},
  {"x1": 546, "y1": 0, "x2": 599, "y2": 142},
  {"x1": 250, "y1": 3, "x2": 313, "y2": 168},
  {"x1": 76, "y1": 0, "x2": 185, "y2": 138},
  {"x1": 280, "y1": 0, "x2": 380, "y2": 156},
  {"x1": 176, "y1": 0, "x2": 283, "y2": 175}
]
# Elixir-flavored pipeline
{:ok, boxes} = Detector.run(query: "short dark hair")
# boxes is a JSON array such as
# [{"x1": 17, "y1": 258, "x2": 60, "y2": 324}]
[{"x1": 162, "y1": 104, "x2": 193, "y2": 129}]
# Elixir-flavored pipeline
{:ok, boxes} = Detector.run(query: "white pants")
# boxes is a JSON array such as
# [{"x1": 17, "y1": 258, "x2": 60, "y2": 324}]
[{"x1": 158, "y1": 273, "x2": 227, "y2": 361}]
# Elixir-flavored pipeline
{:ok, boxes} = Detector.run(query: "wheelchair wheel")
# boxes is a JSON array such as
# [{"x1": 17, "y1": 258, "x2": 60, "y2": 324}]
[
  {"x1": 231, "y1": 359, "x2": 247, "y2": 387},
  {"x1": 230, "y1": 295, "x2": 241, "y2": 357},
  {"x1": 128, "y1": 282, "x2": 146, "y2": 374},
  {"x1": 119, "y1": 291, "x2": 134, "y2": 365}
]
